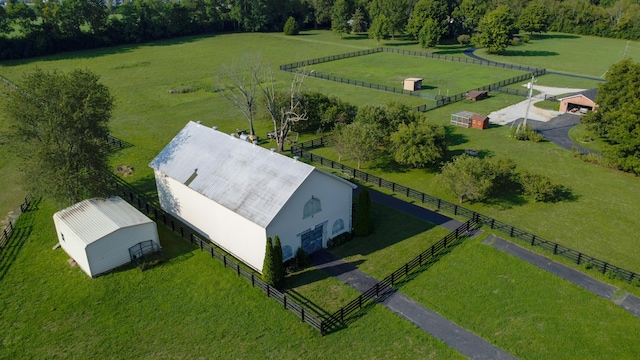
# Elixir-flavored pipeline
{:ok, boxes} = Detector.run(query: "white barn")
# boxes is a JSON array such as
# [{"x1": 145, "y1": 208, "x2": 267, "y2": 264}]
[
  {"x1": 149, "y1": 121, "x2": 356, "y2": 273},
  {"x1": 53, "y1": 196, "x2": 160, "y2": 278}
]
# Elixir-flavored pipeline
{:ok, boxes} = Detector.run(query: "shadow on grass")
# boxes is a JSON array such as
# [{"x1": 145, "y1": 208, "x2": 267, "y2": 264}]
[
  {"x1": 128, "y1": 175, "x2": 161, "y2": 201},
  {"x1": 0, "y1": 199, "x2": 39, "y2": 281},
  {"x1": 433, "y1": 49, "x2": 466, "y2": 55},
  {"x1": 531, "y1": 33, "x2": 580, "y2": 40},
  {"x1": 332, "y1": 205, "x2": 438, "y2": 259},
  {"x1": 445, "y1": 126, "x2": 468, "y2": 147},
  {"x1": 370, "y1": 154, "x2": 409, "y2": 174},
  {"x1": 551, "y1": 185, "x2": 579, "y2": 203},
  {"x1": 500, "y1": 50, "x2": 559, "y2": 57},
  {"x1": 485, "y1": 184, "x2": 528, "y2": 210},
  {"x1": 384, "y1": 41, "x2": 419, "y2": 47}
]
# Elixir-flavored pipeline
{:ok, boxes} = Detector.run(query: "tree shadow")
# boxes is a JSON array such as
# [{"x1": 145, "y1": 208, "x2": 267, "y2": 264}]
[
  {"x1": 445, "y1": 126, "x2": 468, "y2": 147},
  {"x1": 531, "y1": 33, "x2": 580, "y2": 40},
  {"x1": 370, "y1": 161, "x2": 408, "y2": 174},
  {"x1": 484, "y1": 183, "x2": 528, "y2": 210},
  {"x1": 500, "y1": 50, "x2": 559, "y2": 57},
  {"x1": 340, "y1": 35, "x2": 371, "y2": 41},
  {"x1": 384, "y1": 41, "x2": 419, "y2": 47},
  {"x1": 551, "y1": 185, "x2": 579, "y2": 203}
]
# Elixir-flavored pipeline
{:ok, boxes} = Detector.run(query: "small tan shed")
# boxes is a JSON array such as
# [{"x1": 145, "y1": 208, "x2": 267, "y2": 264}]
[{"x1": 403, "y1": 78, "x2": 423, "y2": 91}]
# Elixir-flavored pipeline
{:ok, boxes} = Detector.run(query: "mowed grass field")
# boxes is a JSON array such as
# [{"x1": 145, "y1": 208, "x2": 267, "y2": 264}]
[
  {"x1": 0, "y1": 202, "x2": 463, "y2": 359},
  {"x1": 306, "y1": 52, "x2": 527, "y2": 96},
  {"x1": 2, "y1": 30, "x2": 640, "y2": 358}
]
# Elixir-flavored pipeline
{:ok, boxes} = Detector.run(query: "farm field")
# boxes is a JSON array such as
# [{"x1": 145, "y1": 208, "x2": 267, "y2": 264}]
[
  {"x1": 2, "y1": 29, "x2": 640, "y2": 358},
  {"x1": 475, "y1": 33, "x2": 640, "y2": 78},
  {"x1": 306, "y1": 52, "x2": 527, "y2": 97}
]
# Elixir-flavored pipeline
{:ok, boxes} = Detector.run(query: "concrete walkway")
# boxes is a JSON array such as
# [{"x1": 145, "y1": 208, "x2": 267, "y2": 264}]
[
  {"x1": 484, "y1": 235, "x2": 640, "y2": 318},
  {"x1": 310, "y1": 249, "x2": 517, "y2": 360}
]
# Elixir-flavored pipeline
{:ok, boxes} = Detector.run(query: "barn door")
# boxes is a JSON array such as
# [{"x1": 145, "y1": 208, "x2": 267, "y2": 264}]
[{"x1": 301, "y1": 225, "x2": 323, "y2": 254}]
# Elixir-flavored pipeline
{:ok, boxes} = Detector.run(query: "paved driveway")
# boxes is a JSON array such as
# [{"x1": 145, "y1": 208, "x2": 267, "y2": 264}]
[{"x1": 523, "y1": 113, "x2": 598, "y2": 154}]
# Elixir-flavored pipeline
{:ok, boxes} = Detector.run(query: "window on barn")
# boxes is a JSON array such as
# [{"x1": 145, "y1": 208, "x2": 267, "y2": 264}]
[
  {"x1": 303, "y1": 196, "x2": 321, "y2": 219},
  {"x1": 61, "y1": 233, "x2": 65, "y2": 242},
  {"x1": 332, "y1": 219, "x2": 345, "y2": 235},
  {"x1": 282, "y1": 245, "x2": 293, "y2": 261}
]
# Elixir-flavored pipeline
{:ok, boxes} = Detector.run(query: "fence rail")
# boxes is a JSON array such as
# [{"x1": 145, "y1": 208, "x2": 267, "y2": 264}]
[
  {"x1": 279, "y1": 47, "x2": 547, "y2": 113},
  {"x1": 113, "y1": 182, "x2": 327, "y2": 333},
  {"x1": 291, "y1": 141, "x2": 640, "y2": 286},
  {"x1": 0, "y1": 195, "x2": 33, "y2": 253},
  {"x1": 322, "y1": 218, "x2": 479, "y2": 331}
]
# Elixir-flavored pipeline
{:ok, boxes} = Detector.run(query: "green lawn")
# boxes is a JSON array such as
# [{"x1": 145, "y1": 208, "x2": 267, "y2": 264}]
[
  {"x1": 400, "y1": 235, "x2": 640, "y2": 359},
  {"x1": 308, "y1": 52, "x2": 527, "y2": 97},
  {"x1": 0, "y1": 201, "x2": 463, "y2": 359},
  {"x1": 476, "y1": 33, "x2": 640, "y2": 78}
]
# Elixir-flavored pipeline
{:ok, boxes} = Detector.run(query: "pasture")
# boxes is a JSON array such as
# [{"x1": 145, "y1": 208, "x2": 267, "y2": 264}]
[
  {"x1": 1, "y1": 30, "x2": 640, "y2": 358},
  {"x1": 305, "y1": 52, "x2": 528, "y2": 97}
]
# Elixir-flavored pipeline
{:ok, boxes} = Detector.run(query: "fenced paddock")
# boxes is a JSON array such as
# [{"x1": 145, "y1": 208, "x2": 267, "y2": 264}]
[
  {"x1": 291, "y1": 139, "x2": 640, "y2": 286},
  {"x1": 280, "y1": 47, "x2": 546, "y2": 113}
]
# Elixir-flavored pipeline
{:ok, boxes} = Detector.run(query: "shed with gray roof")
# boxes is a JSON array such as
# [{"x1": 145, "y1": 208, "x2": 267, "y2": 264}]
[
  {"x1": 149, "y1": 121, "x2": 356, "y2": 273},
  {"x1": 53, "y1": 196, "x2": 160, "y2": 277}
]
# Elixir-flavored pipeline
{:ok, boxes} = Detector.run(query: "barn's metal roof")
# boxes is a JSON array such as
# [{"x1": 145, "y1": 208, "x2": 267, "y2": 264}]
[
  {"x1": 150, "y1": 122, "x2": 350, "y2": 228},
  {"x1": 53, "y1": 196, "x2": 154, "y2": 247}
]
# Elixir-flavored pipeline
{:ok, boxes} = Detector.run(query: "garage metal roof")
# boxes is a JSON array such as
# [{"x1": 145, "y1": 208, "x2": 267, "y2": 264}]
[
  {"x1": 53, "y1": 196, "x2": 154, "y2": 247},
  {"x1": 150, "y1": 122, "x2": 351, "y2": 228}
]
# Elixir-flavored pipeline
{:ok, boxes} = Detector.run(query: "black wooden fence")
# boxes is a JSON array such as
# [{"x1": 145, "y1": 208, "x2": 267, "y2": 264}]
[
  {"x1": 291, "y1": 140, "x2": 640, "y2": 286},
  {"x1": 280, "y1": 47, "x2": 547, "y2": 113},
  {"x1": 0, "y1": 195, "x2": 33, "y2": 253},
  {"x1": 112, "y1": 182, "x2": 326, "y2": 333},
  {"x1": 322, "y1": 217, "x2": 479, "y2": 332}
]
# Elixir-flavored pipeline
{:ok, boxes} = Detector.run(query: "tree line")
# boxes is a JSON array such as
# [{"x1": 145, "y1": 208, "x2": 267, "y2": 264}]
[{"x1": 2, "y1": 0, "x2": 640, "y2": 60}]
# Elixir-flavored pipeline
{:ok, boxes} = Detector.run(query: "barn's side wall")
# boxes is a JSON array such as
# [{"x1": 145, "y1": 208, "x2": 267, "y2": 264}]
[
  {"x1": 268, "y1": 170, "x2": 354, "y2": 261},
  {"x1": 84, "y1": 222, "x2": 159, "y2": 277},
  {"x1": 154, "y1": 170, "x2": 267, "y2": 272},
  {"x1": 53, "y1": 216, "x2": 92, "y2": 277}
]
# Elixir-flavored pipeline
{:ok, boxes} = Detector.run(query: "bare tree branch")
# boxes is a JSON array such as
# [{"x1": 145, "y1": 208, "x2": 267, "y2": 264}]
[{"x1": 216, "y1": 53, "x2": 262, "y2": 135}]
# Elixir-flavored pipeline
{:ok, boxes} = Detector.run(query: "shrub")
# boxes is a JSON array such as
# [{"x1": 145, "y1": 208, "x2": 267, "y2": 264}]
[
  {"x1": 354, "y1": 188, "x2": 372, "y2": 236},
  {"x1": 283, "y1": 16, "x2": 299, "y2": 35},
  {"x1": 294, "y1": 247, "x2": 311, "y2": 269},
  {"x1": 457, "y1": 34, "x2": 471, "y2": 45},
  {"x1": 262, "y1": 237, "x2": 275, "y2": 286},
  {"x1": 509, "y1": 124, "x2": 544, "y2": 142},
  {"x1": 522, "y1": 34, "x2": 530, "y2": 43},
  {"x1": 327, "y1": 231, "x2": 353, "y2": 248},
  {"x1": 272, "y1": 236, "x2": 285, "y2": 290},
  {"x1": 519, "y1": 171, "x2": 559, "y2": 202}
]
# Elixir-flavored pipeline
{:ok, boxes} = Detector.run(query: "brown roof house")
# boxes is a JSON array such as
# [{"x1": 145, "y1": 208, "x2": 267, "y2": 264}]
[
  {"x1": 466, "y1": 90, "x2": 488, "y2": 101},
  {"x1": 559, "y1": 88, "x2": 598, "y2": 114}
]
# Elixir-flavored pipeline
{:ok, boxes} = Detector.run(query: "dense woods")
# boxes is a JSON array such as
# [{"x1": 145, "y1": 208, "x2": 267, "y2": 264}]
[{"x1": 1, "y1": 0, "x2": 640, "y2": 60}]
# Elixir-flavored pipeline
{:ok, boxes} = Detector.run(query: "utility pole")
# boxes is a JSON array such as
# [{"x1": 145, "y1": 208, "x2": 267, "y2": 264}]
[
  {"x1": 517, "y1": 74, "x2": 536, "y2": 133},
  {"x1": 623, "y1": 40, "x2": 630, "y2": 59}
]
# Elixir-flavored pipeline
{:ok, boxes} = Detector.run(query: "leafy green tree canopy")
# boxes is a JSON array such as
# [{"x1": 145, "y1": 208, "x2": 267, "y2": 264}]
[
  {"x1": 368, "y1": 13, "x2": 391, "y2": 45},
  {"x1": 407, "y1": 0, "x2": 448, "y2": 39},
  {"x1": 283, "y1": 16, "x2": 300, "y2": 35},
  {"x1": 472, "y1": 5, "x2": 516, "y2": 54},
  {"x1": 583, "y1": 58, "x2": 640, "y2": 174},
  {"x1": 517, "y1": 2, "x2": 551, "y2": 35},
  {"x1": 6, "y1": 68, "x2": 114, "y2": 206},
  {"x1": 389, "y1": 120, "x2": 447, "y2": 168}
]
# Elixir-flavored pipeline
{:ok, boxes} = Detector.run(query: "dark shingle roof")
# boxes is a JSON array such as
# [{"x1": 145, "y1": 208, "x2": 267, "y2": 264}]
[{"x1": 577, "y1": 88, "x2": 598, "y2": 101}]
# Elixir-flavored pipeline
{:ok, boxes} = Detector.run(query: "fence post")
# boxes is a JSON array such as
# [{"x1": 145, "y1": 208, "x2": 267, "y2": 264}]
[
  {"x1": 267, "y1": 285, "x2": 270, "y2": 298},
  {"x1": 490, "y1": 218, "x2": 495, "y2": 229},
  {"x1": 237, "y1": 263, "x2": 240, "y2": 276},
  {"x1": 553, "y1": 243, "x2": 558, "y2": 255},
  {"x1": 576, "y1": 253, "x2": 582, "y2": 265},
  {"x1": 531, "y1": 235, "x2": 536, "y2": 246},
  {"x1": 223, "y1": 254, "x2": 227, "y2": 267},
  {"x1": 509, "y1": 226, "x2": 514, "y2": 237},
  {"x1": 602, "y1": 262, "x2": 608, "y2": 274},
  {"x1": 284, "y1": 295, "x2": 287, "y2": 309},
  {"x1": 419, "y1": 253, "x2": 423, "y2": 266}
]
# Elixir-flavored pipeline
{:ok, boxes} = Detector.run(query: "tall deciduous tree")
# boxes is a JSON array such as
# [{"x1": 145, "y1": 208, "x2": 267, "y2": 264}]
[
  {"x1": 350, "y1": 7, "x2": 367, "y2": 33},
  {"x1": 369, "y1": 0, "x2": 410, "y2": 39},
  {"x1": 331, "y1": 0, "x2": 352, "y2": 38},
  {"x1": 516, "y1": 2, "x2": 550, "y2": 35},
  {"x1": 451, "y1": 0, "x2": 486, "y2": 36},
  {"x1": 583, "y1": 58, "x2": 640, "y2": 174},
  {"x1": 418, "y1": 18, "x2": 443, "y2": 48},
  {"x1": 330, "y1": 121, "x2": 381, "y2": 168},
  {"x1": 216, "y1": 53, "x2": 262, "y2": 136},
  {"x1": 259, "y1": 69, "x2": 307, "y2": 152},
  {"x1": 368, "y1": 13, "x2": 391, "y2": 45},
  {"x1": 389, "y1": 120, "x2": 447, "y2": 168},
  {"x1": 472, "y1": 5, "x2": 516, "y2": 54},
  {"x1": 406, "y1": 0, "x2": 448, "y2": 39},
  {"x1": 5, "y1": 69, "x2": 114, "y2": 206}
]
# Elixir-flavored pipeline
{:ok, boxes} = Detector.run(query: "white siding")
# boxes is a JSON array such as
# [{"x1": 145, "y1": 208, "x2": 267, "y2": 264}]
[
  {"x1": 267, "y1": 169, "x2": 354, "y2": 258},
  {"x1": 53, "y1": 217, "x2": 92, "y2": 277},
  {"x1": 155, "y1": 170, "x2": 267, "y2": 272},
  {"x1": 85, "y1": 223, "x2": 159, "y2": 277}
]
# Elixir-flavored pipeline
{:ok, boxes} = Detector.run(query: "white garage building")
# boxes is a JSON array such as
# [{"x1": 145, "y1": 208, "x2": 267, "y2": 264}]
[
  {"x1": 149, "y1": 121, "x2": 356, "y2": 273},
  {"x1": 53, "y1": 196, "x2": 160, "y2": 278}
]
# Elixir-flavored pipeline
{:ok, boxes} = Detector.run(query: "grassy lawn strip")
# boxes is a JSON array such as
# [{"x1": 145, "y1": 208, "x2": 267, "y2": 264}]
[
  {"x1": 307, "y1": 52, "x2": 527, "y2": 97},
  {"x1": 329, "y1": 202, "x2": 452, "y2": 279},
  {"x1": 0, "y1": 201, "x2": 464, "y2": 359},
  {"x1": 400, "y1": 236, "x2": 640, "y2": 359}
]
